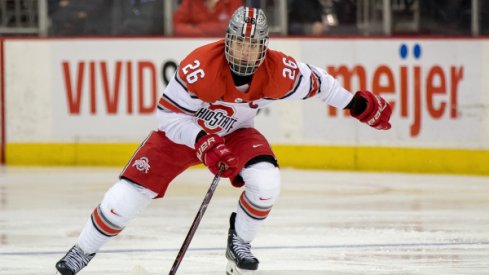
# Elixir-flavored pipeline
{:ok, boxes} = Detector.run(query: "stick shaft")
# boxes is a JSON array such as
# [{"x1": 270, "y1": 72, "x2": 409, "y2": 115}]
[{"x1": 168, "y1": 170, "x2": 222, "y2": 275}]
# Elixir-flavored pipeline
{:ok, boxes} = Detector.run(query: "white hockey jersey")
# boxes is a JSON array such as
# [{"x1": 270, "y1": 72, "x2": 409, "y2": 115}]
[{"x1": 157, "y1": 40, "x2": 353, "y2": 148}]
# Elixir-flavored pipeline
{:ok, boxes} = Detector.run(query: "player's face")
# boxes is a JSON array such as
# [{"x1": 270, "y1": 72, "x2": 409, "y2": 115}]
[{"x1": 229, "y1": 36, "x2": 261, "y2": 66}]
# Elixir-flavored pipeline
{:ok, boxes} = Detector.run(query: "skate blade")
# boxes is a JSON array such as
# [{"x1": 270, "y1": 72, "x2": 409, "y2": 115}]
[{"x1": 226, "y1": 261, "x2": 256, "y2": 275}]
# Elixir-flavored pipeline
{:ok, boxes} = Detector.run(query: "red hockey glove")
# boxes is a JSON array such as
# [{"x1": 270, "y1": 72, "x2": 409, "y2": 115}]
[
  {"x1": 350, "y1": 91, "x2": 392, "y2": 130},
  {"x1": 195, "y1": 134, "x2": 238, "y2": 178}
]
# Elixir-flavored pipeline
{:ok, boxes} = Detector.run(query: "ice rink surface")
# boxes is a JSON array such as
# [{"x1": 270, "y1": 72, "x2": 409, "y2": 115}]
[{"x1": 0, "y1": 167, "x2": 488, "y2": 275}]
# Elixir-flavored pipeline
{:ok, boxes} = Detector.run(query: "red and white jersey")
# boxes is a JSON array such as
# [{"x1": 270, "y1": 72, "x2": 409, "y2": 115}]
[{"x1": 157, "y1": 40, "x2": 353, "y2": 148}]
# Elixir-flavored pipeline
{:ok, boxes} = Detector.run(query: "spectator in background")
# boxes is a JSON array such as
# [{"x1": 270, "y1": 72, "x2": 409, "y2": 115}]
[
  {"x1": 48, "y1": 0, "x2": 113, "y2": 36},
  {"x1": 419, "y1": 0, "x2": 471, "y2": 35},
  {"x1": 173, "y1": 0, "x2": 243, "y2": 36},
  {"x1": 111, "y1": 0, "x2": 164, "y2": 36},
  {"x1": 288, "y1": 0, "x2": 326, "y2": 35}
]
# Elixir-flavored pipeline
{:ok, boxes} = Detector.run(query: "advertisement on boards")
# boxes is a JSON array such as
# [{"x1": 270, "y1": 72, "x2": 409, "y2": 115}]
[
  {"x1": 4, "y1": 38, "x2": 488, "y2": 150},
  {"x1": 283, "y1": 40, "x2": 483, "y2": 148}
]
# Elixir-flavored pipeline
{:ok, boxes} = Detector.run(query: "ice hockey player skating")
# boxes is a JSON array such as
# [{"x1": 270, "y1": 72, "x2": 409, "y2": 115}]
[{"x1": 55, "y1": 5, "x2": 392, "y2": 275}]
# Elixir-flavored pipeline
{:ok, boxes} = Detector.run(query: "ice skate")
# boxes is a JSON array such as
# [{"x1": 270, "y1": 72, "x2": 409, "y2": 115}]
[
  {"x1": 55, "y1": 245, "x2": 95, "y2": 275},
  {"x1": 225, "y1": 212, "x2": 259, "y2": 274}
]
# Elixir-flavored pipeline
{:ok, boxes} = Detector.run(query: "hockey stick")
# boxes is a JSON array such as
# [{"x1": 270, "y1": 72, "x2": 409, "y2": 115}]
[{"x1": 168, "y1": 167, "x2": 224, "y2": 275}]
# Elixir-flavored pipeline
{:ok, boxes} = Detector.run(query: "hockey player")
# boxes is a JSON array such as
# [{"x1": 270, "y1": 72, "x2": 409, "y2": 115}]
[{"x1": 55, "y1": 6, "x2": 392, "y2": 275}]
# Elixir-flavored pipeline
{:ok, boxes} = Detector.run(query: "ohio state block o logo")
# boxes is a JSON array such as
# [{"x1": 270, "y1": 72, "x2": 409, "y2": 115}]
[
  {"x1": 197, "y1": 105, "x2": 236, "y2": 134},
  {"x1": 132, "y1": 156, "x2": 150, "y2": 174}
]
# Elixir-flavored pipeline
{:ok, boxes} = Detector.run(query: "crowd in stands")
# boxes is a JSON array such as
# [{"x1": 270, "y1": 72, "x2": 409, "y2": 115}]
[
  {"x1": 48, "y1": 0, "x2": 164, "y2": 36},
  {"x1": 2, "y1": 0, "x2": 487, "y2": 37},
  {"x1": 173, "y1": 0, "x2": 242, "y2": 36}
]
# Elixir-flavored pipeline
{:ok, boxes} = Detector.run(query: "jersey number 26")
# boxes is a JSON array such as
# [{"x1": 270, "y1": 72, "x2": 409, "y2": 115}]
[
  {"x1": 282, "y1": 57, "x2": 298, "y2": 80},
  {"x1": 182, "y1": 60, "x2": 205, "y2": 84}
]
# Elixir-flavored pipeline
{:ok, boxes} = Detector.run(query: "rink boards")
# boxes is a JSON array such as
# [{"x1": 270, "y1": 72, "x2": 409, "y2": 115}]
[{"x1": 1, "y1": 37, "x2": 488, "y2": 174}]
